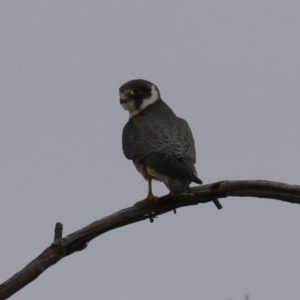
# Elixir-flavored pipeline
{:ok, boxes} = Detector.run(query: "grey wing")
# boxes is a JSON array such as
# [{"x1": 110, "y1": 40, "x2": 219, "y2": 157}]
[
  {"x1": 123, "y1": 115, "x2": 196, "y2": 160},
  {"x1": 122, "y1": 116, "x2": 164, "y2": 160},
  {"x1": 175, "y1": 117, "x2": 196, "y2": 163},
  {"x1": 158, "y1": 118, "x2": 200, "y2": 192},
  {"x1": 122, "y1": 114, "x2": 200, "y2": 188}
]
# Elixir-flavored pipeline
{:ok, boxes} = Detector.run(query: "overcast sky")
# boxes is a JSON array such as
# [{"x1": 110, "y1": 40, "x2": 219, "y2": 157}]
[{"x1": 1, "y1": 1, "x2": 300, "y2": 300}]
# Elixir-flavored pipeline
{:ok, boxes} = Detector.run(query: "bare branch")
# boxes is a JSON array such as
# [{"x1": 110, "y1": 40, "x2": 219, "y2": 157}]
[{"x1": 0, "y1": 180, "x2": 299, "y2": 299}]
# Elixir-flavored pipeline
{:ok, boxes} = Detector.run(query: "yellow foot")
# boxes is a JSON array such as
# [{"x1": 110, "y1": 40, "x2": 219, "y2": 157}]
[{"x1": 134, "y1": 194, "x2": 158, "y2": 206}]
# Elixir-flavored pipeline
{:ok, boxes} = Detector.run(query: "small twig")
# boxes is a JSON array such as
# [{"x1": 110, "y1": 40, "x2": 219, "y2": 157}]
[
  {"x1": 212, "y1": 199, "x2": 223, "y2": 210},
  {"x1": 54, "y1": 222, "x2": 63, "y2": 241}
]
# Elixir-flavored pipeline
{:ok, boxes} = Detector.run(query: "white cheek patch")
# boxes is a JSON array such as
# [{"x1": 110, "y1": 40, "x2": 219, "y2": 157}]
[
  {"x1": 122, "y1": 100, "x2": 140, "y2": 118},
  {"x1": 140, "y1": 85, "x2": 159, "y2": 111}
]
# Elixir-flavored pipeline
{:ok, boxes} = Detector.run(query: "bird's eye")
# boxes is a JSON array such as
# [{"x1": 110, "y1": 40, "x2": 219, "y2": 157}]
[{"x1": 130, "y1": 88, "x2": 141, "y2": 95}]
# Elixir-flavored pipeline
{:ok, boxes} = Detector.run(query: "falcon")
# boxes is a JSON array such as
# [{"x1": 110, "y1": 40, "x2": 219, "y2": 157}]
[{"x1": 119, "y1": 79, "x2": 202, "y2": 204}]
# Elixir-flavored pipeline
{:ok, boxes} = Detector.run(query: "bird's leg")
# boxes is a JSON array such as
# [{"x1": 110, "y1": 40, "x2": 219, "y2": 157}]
[
  {"x1": 147, "y1": 178, "x2": 158, "y2": 200},
  {"x1": 134, "y1": 179, "x2": 158, "y2": 206}
]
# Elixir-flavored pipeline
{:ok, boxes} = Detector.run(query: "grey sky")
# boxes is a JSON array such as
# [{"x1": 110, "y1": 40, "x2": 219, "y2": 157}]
[{"x1": 1, "y1": 1, "x2": 300, "y2": 299}]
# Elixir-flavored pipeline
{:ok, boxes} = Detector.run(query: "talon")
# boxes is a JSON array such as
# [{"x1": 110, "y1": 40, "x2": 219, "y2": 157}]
[
  {"x1": 134, "y1": 194, "x2": 158, "y2": 206},
  {"x1": 134, "y1": 178, "x2": 158, "y2": 206}
]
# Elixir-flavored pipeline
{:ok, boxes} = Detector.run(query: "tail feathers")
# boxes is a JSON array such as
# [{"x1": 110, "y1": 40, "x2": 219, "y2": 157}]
[{"x1": 162, "y1": 176, "x2": 196, "y2": 194}]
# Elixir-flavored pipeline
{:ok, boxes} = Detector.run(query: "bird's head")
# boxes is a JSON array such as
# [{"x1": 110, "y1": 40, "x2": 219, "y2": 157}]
[{"x1": 119, "y1": 79, "x2": 161, "y2": 118}]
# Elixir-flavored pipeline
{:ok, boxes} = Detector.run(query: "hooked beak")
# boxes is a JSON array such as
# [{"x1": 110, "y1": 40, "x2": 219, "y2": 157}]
[{"x1": 120, "y1": 96, "x2": 128, "y2": 104}]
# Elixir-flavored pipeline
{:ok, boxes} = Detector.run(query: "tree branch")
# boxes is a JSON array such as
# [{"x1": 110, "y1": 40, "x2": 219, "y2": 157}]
[{"x1": 1, "y1": 180, "x2": 299, "y2": 299}]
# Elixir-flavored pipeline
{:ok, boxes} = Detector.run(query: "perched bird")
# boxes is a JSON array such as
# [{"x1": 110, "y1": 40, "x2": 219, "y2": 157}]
[{"x1": 120, "y1": 79, "x2": 202, "y2": 204}]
